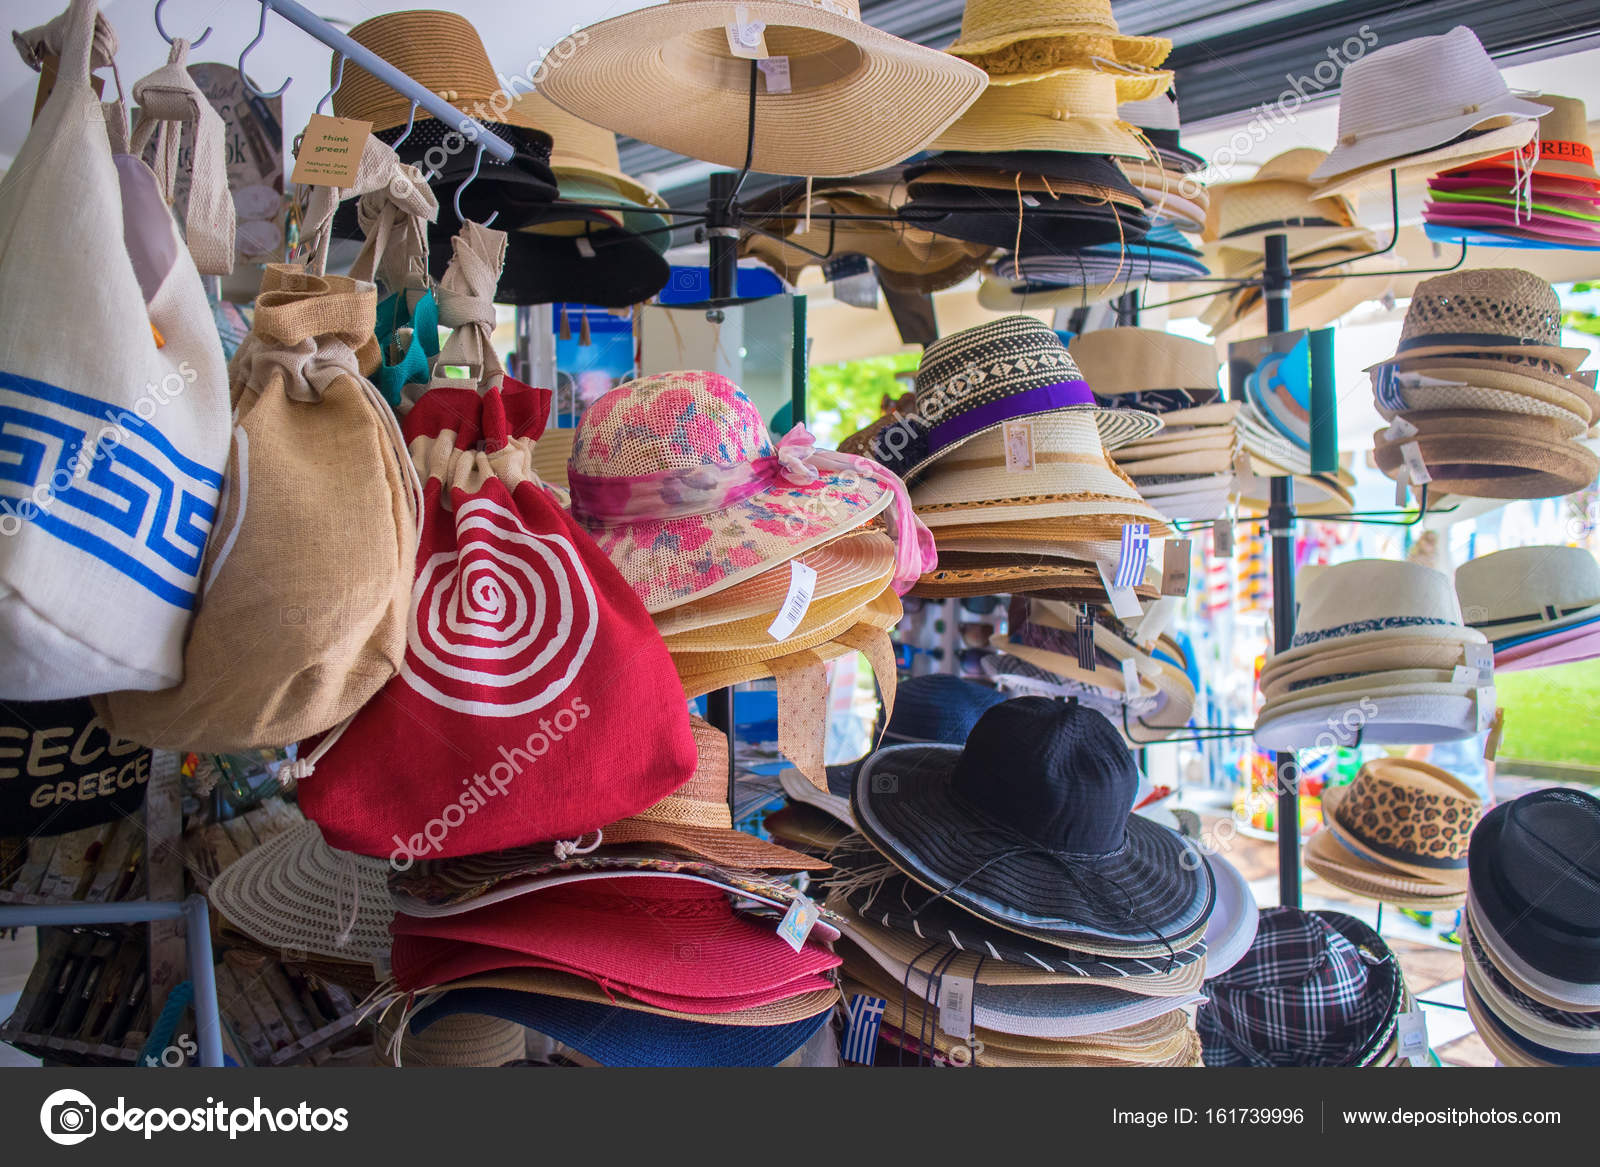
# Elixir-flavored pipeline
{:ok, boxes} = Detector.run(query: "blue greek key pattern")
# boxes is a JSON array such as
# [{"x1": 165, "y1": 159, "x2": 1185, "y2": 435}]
[{"x1": 0, "y1": 370, "x2": 223, "y2": 609}]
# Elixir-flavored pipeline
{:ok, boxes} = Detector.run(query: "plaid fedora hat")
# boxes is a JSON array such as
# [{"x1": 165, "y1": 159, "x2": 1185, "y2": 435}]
[{"x1": 1198, "y1": 907, "x2": 1404, "y2": 1066}]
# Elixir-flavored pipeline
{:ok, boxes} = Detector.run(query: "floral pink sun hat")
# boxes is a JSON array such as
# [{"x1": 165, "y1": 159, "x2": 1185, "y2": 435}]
[{"x1": 567, "y1": 370, "x2": 935, "y2": 613}]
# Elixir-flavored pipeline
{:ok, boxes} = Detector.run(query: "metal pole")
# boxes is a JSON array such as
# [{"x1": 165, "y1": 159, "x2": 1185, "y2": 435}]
[
  {"x1": 183, "y1": 896, "x2": 225, "y2": 1068},
  {"x1": 1262, "y1": 232, "x2": 1301, "y2": 908}
]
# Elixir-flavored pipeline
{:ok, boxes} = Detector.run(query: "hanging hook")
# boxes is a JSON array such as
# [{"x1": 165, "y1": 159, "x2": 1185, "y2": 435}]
[
  {"x1": 154, "y1": 0, "x2": 212, "y2": 47},
  {"x1": 453, "y1": 146, "x2": 499, "y2": 228},
  {"x1": 393, "y1": 100, "x2": 420, "y2": 150},
  {"x1": 238, "y1": 4, "x2": 292, "y2": 99},
  {"x1": 317, "y1": 54, "x2": 346, "y2": 116}
]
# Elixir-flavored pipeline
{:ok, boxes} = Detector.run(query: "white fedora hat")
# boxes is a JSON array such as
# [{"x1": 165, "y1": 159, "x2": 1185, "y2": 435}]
[
  {"x1": 1253, "y1": 690, "x2": 1484, "y2": 751},
  {"x1": 1456, "y1": 544, "x2": 1600, "y2": 643},
  {"x1": 1266, "y1": 558, "x2": 1488, "y2": 671},
  {"x1": 537, "y1": 0, "x2": 988, "y2": 177},
  {"x1": 1307, "y1": 26, "x2": 1548, "y2": 188}
]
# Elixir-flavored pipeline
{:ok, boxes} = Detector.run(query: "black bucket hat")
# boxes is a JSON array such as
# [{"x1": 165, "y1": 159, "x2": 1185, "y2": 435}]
[
  {"x1": 850, "y1": 696, "x2": 1211, "y2": 948},
  {"x1": 1468, "y1": 789, "x2": 1600, "y2": 988}
]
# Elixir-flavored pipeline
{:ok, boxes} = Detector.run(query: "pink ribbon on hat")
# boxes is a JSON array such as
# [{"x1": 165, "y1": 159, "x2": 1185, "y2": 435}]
[{"x1": 569, "y1": 424, "x2": 936, "y2": 594}]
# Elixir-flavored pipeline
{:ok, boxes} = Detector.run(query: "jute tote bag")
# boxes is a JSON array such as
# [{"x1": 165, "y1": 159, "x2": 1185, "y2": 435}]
[{"x1": 0, "y1": 0, "x2": 230, "y2": 698}]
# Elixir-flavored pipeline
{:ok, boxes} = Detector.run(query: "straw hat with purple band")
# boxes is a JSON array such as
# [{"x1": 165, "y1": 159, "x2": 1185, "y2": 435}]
[{"x1": 848, "y1": 316, "x2": 1161, "y2": 482}]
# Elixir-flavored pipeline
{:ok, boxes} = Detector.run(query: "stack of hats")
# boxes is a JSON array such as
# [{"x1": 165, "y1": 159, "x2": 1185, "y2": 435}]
[
  {"x1": 901, "y1": 0, "x2": 1178, "y2": 308},
  {"x1": 1069, "y1": 327, "x2": 1238, "y2": 521},
  {"x1": 740, "y1": 177, "x2": 993, "y2": 297},
  {"x1": 986, "y1": 598, "x2": 1198, "y2": 744},
  {"x1": 978, "y1": 220, "x2": 1208, "y2": 311},
  {"x1": 1463, "y1": 788, "x2": 1600, "y2": 1066},
  {"x1": 329, "y1": 12, "x2": 672, "y2": 307},
  {"x1": 1200, "y1": 148, "x2": 1388, "y2": 342},
  {"x1": 1308, "y1": 26, "x2": 1548, "y2": 199},
  {"x1": 1306, "y1": 758, "x2": 1482, "y2": 911},
  {"x1": 1457, "y1": 545, "x2": 1600, "y2": 672},
  {"x1": 568, "y1": 370, "x2": 936, "y2": 789},
  {"x1": 1425, "y1": 96, "x2": 1600, "y2": 250},
  {"x1": 823, "y1": 695, "x2": 1258, "y2": 1066},
  {"x1": 841, "y1": 317, "x2": 1172, "y2": 599},
  {"x1": 1200, "y1": 908, "x2": 1411, "y2": 1066},
  {"x1": 1254, "y1": 558, "x2": 1496, "y2": 750},
  {"x1": 1116, "y1": 89, "x2": 1209, "y2": 235},
  {"x1": 1367, "y1": 269, "x2": 1598, "y2": 501}
]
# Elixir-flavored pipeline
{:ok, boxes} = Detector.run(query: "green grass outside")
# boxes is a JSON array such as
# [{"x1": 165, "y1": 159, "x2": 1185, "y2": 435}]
[{"x1": 1495, "y1": 656, "x2": 1600, "y2": 767}]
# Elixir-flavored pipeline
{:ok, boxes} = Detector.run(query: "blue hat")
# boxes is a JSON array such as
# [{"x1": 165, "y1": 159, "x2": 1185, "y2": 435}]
[{"x1": 409, "y1": 990, "x2": 831, "y2": 1067}]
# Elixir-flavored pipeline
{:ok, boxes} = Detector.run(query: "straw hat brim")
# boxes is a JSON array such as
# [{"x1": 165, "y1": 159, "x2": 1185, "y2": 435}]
[
  {"x1": 1372, "y1": 419, "x2": 1600, "y2": 500},
  {"x1": 208, "y1": 821, "x2": 395, "y2": 966},
  {"x1": 908, "y1": 554, "x2": 1109, "y2": 600},
  {"x1": 1261, "y1": 665, "x2": 1462, "y2": 704},
  {"x1": 980, "y1": 68, "x2": 1174, "y2": 104},
  {"x1": 663, "y1": 571, "x2": 892, "y2": 653},
  {"x1": 1462, "y1": 918, "x2": 1600, "y2": 1052},
  {"x1": 675, "y1": 598, "x2": 900, "y2": 697},
  {"x1": 600, "y1": 817, "x2": 828, "y2": 873},
  {"x1": 1253, "y1": 692, "x2": 1479, "y2": 750},
  {"x1": 1369, "y1": 342, "x2": 1591, "y2": 375},
  {"x1": 1260, "y1": 636, "x2": 1474, "y2": 689},
  {"x1": 380, "y1": 1011, "x2": 528, "y2": 1067},
  {"x1": 1303, "y1": 830, "x2": 1467, "y2": 909},
  {"x1": 652, "y1": 530, "x2": 896, "y2": 636},
  {"x1": 933, "y1": 95, "x2": 1150, "y2": 158},
  {"x1": 1378, "y1": 386, "x2": 1591, "y2": 436},
  {"x1": 1319, "y1": 783, "x2": 1471, "y2": 888},
  {"x1": 988, "y1": 636, "x2": 1163, "y2": 702},
  {"x1": 1309, "y1": 111, "x2": 1544, "y2": 194},
  {"x1": 1372, "y1": 357, "x2": 1597, "y2": 414},
  {"x1": 536, "y1": 2, "x2": 988, "y2": 178},
  {"x1": 1262, "y1": 617, "x2": 1484, "y2": 672},
  {"x1": 947, "y1": 25, "x2": 1171, "y2": 69}
]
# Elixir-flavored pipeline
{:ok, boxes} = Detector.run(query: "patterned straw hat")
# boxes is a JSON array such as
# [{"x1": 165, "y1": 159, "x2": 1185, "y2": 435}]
[
  {"x1": 946, "y1": 0, "x2": 1172, "y2": 83},
  {"x1": 568, "y1": 371, "x2": 929, "y2": 613},
  {"x1": 1320, "y1": 758, "x2": 1481, "y2": 888},
  {"x1": 536, "y1": 0, "x2": 988, "y2": 178},
  {"x1": 1369, "y1": 269, "x2": 1590, "y2": 373}
]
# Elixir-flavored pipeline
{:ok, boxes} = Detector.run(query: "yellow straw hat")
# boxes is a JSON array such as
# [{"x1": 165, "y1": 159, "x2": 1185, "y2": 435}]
[
  {"x1": 947, "y1": 0, "x2": 1173, "y2": 80},
  {"x1": 933, "y1": 70, "x2": 1157, "y2": 156}
]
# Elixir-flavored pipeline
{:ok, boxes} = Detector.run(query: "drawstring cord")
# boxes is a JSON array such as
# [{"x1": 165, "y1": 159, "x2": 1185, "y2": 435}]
[
  {"x1": 332, "y1": 850, "x2": 359, "y2": 949},
  {"x1": 553, "y1": 829, "x2": 603, "y2": 860}
]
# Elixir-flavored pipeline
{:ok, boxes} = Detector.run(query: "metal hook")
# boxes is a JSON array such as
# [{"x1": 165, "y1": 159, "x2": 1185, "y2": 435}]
[
  {"x1": 317, "y1": 54, "x2": 346, "y2": 116},
  {"x1": 238, "y1": 4, "x2": 291, "y2": 99},
  {"x1": 154, "y1": 0, "x2": 212, "y2": 47},
  {"x1": 393, "y1": 101, "x2": 420, "y2": 150},
  {"x1": 453, "y1": 146, "x2": 499, "y2": 228}
]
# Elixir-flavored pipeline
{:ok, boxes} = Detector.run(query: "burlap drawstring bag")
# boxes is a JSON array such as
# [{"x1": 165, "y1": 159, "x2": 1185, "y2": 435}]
[{"x1": 96, "y1": 259, "x2": 422, "y2": 750}]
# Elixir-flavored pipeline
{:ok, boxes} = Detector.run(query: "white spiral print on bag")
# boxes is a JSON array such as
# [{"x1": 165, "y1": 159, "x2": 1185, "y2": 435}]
[{"x1": 401, "y1": 497, "x2": 597, "y2": 716}]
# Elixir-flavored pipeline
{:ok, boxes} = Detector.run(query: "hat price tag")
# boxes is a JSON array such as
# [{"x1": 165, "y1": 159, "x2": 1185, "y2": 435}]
[
  {"x1": 1214, "y1": 514, "x2": 1235, "y2": 559},
  {"x1": 757, "y1": 55, "x2": 792, "y2": 94},
  {"x1": 776, "y1": 893, "x2": 819, "y2": 952},
  {"x1": 1002, "y1": 420, "x2": 1035, "y2": 472},
  {"x1": 725, "y1": 8, "x2": 770, "y2": 58},
  {"x1": 1475, "y1": 685, "x2": 1497, "y2": 733},
  {"x1": 766, "y1": 560, "x2": 818, "y2": 642},
  {"x1": 1161, "y1": 538, "x2": 1191, "y2": 597},
  {"x1": 1451, "y1": 664, "x2": 1482, "y2": 686},
  {"x1": 937, "y1": 974, "x2": 976, "y2": 1041},
  {"x1": 1137, "y1": 596, "x2": 1179, "y2": 648},
  {"x1": 1115, "y1": 523, "x2": 1151, "y2": 590},
  {"x1": 1399, "y1": 441, "x2": 1432, "y2": 486},
  {"x1": 1383, "y1": 414, "x2": 1419, "y2": 443},
  {"x1": 1121, "y1": 657, "x2": 1141, "y2": 700},
  {"x1": 1097, "y1": 562, "x2": 1143, "y2": 621},
  {"x1": 1464, "y1": 643, "x2": 1494, "y2": 674},
  {"x1": 1394, "y1": 475, "x2": 1410, "y2": 508},
  {"x1": 290, "y1": 114, "x2": 373, "y2": 187},
  {"x1": 1484, "y1": 707, "x2": 1506, "y2": 761},
  {"x1": 574, "y1": 237, "x2": 596, "y2": 259},
  {"x1": 1396, "y1": 1009, "x2": 1429, "y2": 1067}
]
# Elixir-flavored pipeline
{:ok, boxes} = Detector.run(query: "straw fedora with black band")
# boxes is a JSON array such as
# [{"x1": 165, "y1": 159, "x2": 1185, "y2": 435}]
[
  {"x1": 1069, "y1": 328, "x2": 1220, "y2": 397},
  {"x1": 1307, "y1": 26, "x2": 1548, "y2": 193},
  {"x1": 945, "y1": 0, "x2": 1172, "y2": 84},
  {"x1": 536, "y1": 0, "x2": 988, "y2": 178},
  {"x1": 1457, "y1": 544, "x2": 1600, "y2": 644},
  {"x1": 1320, "y1": 758, "x2": 1481, "y2": 887},
  {"x1": 1367, "y1": 269, "x2": 1590, "y2": 374},
  {"x1": 1204, "y1": 148, "x2": 1379, "y2": 256}
]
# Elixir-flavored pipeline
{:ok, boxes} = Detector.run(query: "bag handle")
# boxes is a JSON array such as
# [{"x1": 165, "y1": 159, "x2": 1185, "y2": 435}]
[
  {"x1": 12, "y1": 0, "x2": 120, "y2": 96},
  {"x1": 348, "y1": 159, "x2": 437, "y2": 293},
  {"x1": 129, "y1": 37, "x2": 235, "y2": 275},
  {"x1": 427, "y1": 220, "x2": 508, "y2": 394},
  {"x1": 298, "y1": 134, "x2": 421, "y2": 278}
]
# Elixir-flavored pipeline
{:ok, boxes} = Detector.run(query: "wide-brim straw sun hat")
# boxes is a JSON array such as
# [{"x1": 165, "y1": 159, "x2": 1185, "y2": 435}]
[
  {"x1": 1456, "y1": 544, "x2": 1600, "y2": 643},
  {"x1": 1446, "y1": 94, "x2": 1600, "y2": 187},
  {"x1": 1367, "y1": 268, "x2": 1590, "y2": 373},
  {"x1": 407, "y1": 986, "x2": 833, "y2": 1067},
  {"x1": 651, "y1": 529, "x2": 896, "y2": 636},
  {"x1": 1303, "y1": 828, "x2": 1467, "y2": 909},
  {"x1": 1320, "y1": 757, "x2": 1480, "y2": 886},
  {"x1": 910, "y1": 412, "x2": 1171, "y2": 529},
  {"x1": 1068, "y1": 328, "x2": 1220, "y2": 396},
  {"x1": 933, "y1": 69, "x2": 1159, "y2": 155},
  {"x1": 377, "y1": 1011, "x2": 528, "y2": 1067},
  {"x1": 208, "y1": 821, "x2": 396, "y2": 968},
  {"x1": 661, "y1": 571, "x2": 891, "y2": 653},
  {"x1": 1306, "y1": 26, "x2": 1549, "y2": 187},
  {"x1": 1371, "y1": 410, "x2": 1600, "y2": 500},
  {"x1": 569, "y1": 371, "x2": 914, "y2": 613},
  {"x1": 536, "y1": 0, "x2": 988, "y2": 177},
  {"x1": 509, "y1": 91, "x2": 666, "y2": 209}
]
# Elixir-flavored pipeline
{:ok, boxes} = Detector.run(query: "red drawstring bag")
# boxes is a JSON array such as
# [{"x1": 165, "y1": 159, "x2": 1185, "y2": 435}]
[{"x1": 295, "y1": 378, "x2": 696, "y2": 862}]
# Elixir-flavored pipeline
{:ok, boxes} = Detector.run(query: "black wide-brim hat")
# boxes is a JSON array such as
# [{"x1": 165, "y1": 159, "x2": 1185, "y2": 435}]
[
  {"x1": 904, "y1": 151, "x2": 1146, "y2": 203},
  {"x1": 1467, "y1": 789, "x2": 1600, "y2": 987},
  {"x1": 851, "y1": 743, "x2": 1211, "y2": 949},
  {"x1": 827, "y1": 843, "x2": 1209, "y2": 970},
  {"x1": 332, "y1": 120, "x2": 669, "y2": 307},
  {"x1": 900, "y1": 189, "x2": 1152, "y2": 253}
]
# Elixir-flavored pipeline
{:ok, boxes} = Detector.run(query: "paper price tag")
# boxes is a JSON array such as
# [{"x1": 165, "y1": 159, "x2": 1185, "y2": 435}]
[
  {"x1": 1396, "y1": 1010, "x2": 1429, "y2": 1066},
  {"x1": 574, "y1": 237, "x2": 596, "y2": 258},
  {"x1": 1137, "y1": 596, "x2": 1179, "y2": 648},
  {"x1": 757, "y1": 55, "x2": 791, "y2": 93},
  {"x1": 290, "y1": 114, "x2": 373, "y2": 187},
  {"x1": 1384, "y1": 414, "x2": 1419, "y2": 442},
  {"x1": 767, "y1": 560, "x2": 818, "y2": 642},
  {"x1": 1121, "y1": 658, "x2": 1141, "y2": 699},
  {"x1": 1097, "y1": 563, "x2": 1143, "y2": 620},
  {"x1": 937, "y1": 975, "x2": 975, "y2": 1041},
  {"x1": 1485, "y1": 707, "x2": 1506, "y2": 761},
  {"x1": 1002, "y1": 420, "x2": 1035, "y2": 472},
  {"x1": 1214, "y1": 516, "x2": 1235, "y2": 559},
  {"x1": 1161, "y1": 539, "x2": 1192, "y2": 597},
  {"x1": 1394, "y1": 475, "x2": 1410, "y2": 507},
  {"x1": 1465, "y1": 643, "x2": 1494, "y2": 673},
  {"x1": 725, "y1": 7, "x2": 769, "y2": 57},
  {"x1": 1475, "y1": 685, "x2": 1497, "y2": 732},
  {"x1": 1232, "y1": 443, "x2": 1253, "y2": 480},
  {"x1": 1451, "y1": 665, "x2": 1482, "y2": 686},
  {"x1": 1399, "y1": 441, "x2": 1433, "y2": 485},
  {"x1": 776, "y1": 894, "x2": 818, "y2": 952}
]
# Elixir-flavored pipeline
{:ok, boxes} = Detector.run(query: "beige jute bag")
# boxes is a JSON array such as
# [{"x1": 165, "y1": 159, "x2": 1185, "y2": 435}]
[{"x1": 95, "y1": 258, "x2": 422, "y2": 750}]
